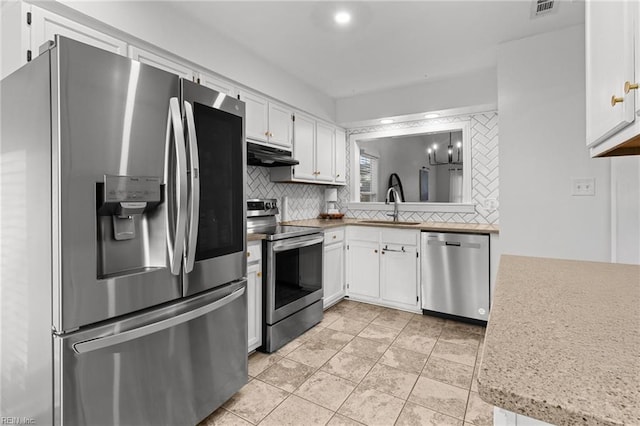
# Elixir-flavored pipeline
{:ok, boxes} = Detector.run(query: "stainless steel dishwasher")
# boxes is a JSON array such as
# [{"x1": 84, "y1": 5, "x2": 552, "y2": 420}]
[{"x1": 421, "y1": 232, "x2": 489, "y2": 322}]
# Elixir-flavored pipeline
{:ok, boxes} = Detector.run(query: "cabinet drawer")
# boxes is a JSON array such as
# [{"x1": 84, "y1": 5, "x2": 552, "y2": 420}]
[
  {"x1": 381, "y1": 229, "x2": 419, "y2": 246},
  {"x1": 325, "y1": 228, "x2": 345, "y2": 245},
  {"x1": 247, "y1": 242, "x2": 262, "y2": 263},
  {"x1": 347, "y1": 226, "x2": 380, "y2": 242}
]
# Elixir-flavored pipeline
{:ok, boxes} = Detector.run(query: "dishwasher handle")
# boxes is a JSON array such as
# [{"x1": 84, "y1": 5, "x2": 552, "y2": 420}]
[{"x1": 427, "y1": 240, "x2": 481, "y2": 249}]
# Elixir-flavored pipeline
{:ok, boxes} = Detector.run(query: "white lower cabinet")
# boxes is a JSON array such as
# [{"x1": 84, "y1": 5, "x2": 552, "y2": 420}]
[
  {"x1": 380, "y1": 244, "x2": 419, "y2": 308},
  {"x1": 346, "y1": 227, "x2": 420, "y2": 312},
  {"x1": 347, "y1": 240, "x2": 380, "y2": 299},
  {"x1": 323, "y1": 228, "x2": 345, "y2": 309},
  {"x1": 247, "y1": 241, "x2": 262, "y2": 353}
]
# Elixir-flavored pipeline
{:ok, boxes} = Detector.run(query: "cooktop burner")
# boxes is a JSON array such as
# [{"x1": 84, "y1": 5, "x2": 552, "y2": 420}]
[{"x1": 246, "y1": 198, "x2": 322, "y2": 241}]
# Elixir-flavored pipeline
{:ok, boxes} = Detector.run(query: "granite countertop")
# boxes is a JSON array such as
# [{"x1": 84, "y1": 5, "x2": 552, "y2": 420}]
[
  {"x1": 281, "y1": 218, "x2": 499, "y2": 234},
  {"x1": 477, "y1": 255, "x2": 640, "y2": 426}
]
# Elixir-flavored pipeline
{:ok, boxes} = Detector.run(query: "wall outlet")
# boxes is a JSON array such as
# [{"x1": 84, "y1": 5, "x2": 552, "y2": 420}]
[
  {"x1": 484, "y1": 198, "x2": 499, "y2": 211},
  {"x1": 571, "y1": 178, "x2": 596, "y2": 196}
]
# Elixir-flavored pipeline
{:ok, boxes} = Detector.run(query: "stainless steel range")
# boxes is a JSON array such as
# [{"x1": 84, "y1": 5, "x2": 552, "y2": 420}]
[{"x1": 247, "y1": 199, "x2": 324, "y2": 353}]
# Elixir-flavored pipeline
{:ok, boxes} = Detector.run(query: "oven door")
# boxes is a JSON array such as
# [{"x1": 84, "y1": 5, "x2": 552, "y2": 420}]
[{"x1": 266, "y1": 234, "x2": 324, "y2": 324}]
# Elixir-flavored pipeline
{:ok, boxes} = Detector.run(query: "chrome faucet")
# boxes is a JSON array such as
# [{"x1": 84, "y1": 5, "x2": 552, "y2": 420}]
[{"x1": 385, "y1": 187, "x2": 400, "y2": 222}]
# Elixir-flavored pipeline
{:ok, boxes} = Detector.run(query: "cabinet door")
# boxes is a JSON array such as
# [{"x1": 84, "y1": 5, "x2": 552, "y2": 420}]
[
  {"x1": 334, "y1": 128, "x2": 347, "y2": 184},
  {"x1": 585, "y1": 0, "x2": 635, "y2": 147},
  {"x1": 292, "y1": 113, "x2": 317, "y2": 180},
  {"x1": 129, "y1": 46, "x2": 194, "y2": 80},
  {"x1": 2, "y1": 2, "x2": 31, "y2": 79},
  {"x1": 315, "y1": 122, "x2": 335, "y2": 182},
  {"x1": 347, "y1": 240, "x2": 380, "y2": 299},
  {"x1": 198, "y1": 72, "x2": 235, "y2": 96},
  {"x1": 323, "y1": 243, "x2": 345, "y2": 309},
  {"x1": 268, "y1": 103, "x2": 293, "y2": 149},
  {"x1": 380, "y1": 244, "x2": 418, "y2": 309},
  {"x1": 247, "y1": 262, "x2": 262, "y2": 352},
  {"x1": 31, "y1": 6, "x2": 127, "y2": 57},
  {"x1": 239, "y1": 90, "x2": 269, "y2": 143}
]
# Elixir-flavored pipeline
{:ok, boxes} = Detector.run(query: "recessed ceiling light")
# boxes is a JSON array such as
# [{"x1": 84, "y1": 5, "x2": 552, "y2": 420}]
[
  {"x1": 380, "y1": 119, "x2": 394, "y2": 124},
  {"x1": 424, "y1": 113, "x2": 439, "y2": 119},
  {"x1": 334, "y1": 11, "x2": 351, "y2": 25}
]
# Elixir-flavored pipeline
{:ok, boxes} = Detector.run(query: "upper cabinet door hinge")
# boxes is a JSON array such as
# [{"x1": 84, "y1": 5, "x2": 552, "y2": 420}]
[
  {"x1": 27, "y1": 12, "x2": 31, "y2": 25},
  {"x1": 416, "y1": 252, "x2": 419, "y2": 258}
]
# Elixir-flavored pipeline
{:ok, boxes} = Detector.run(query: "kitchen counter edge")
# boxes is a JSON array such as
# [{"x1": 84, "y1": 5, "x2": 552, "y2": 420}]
[
  {"x1": 281, "y1": 218, "x2": 499, "y2": 234},
  {"x1": 477, "y1": 255, "x2": 640, "y2": 426}
]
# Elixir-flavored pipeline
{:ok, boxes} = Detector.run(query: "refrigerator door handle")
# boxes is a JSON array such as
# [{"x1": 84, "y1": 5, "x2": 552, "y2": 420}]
[
  {"x1": 165, "y1": 97, "x2": 188, "y2": 275},
  {"x1": 72, "y1": 286, "x2": 245, "y2": 354},
  {"x1": 183, "y1": 101, "x2": 200, "y2": 273}
]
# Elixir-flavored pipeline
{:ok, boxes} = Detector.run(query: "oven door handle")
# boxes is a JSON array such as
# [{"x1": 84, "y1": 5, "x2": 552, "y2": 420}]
[{"x1": 271, "y1": 234, "x2": 324, "y2": 252}]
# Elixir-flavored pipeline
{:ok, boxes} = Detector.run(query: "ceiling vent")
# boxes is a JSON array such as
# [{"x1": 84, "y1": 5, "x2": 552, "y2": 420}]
[{"x1": 531, "y1": 0, "x2": 559, "y2": 18}]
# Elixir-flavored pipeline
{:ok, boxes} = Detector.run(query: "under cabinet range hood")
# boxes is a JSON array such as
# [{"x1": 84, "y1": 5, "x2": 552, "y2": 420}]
[{"x1": 247, "y1": 141, "x2": 299, "y2": 167}]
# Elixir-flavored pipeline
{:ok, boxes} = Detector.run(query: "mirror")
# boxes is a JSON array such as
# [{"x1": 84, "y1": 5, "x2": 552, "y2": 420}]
[{"x1": 350, "y1": 121, "x2": 472, "y2": 207}]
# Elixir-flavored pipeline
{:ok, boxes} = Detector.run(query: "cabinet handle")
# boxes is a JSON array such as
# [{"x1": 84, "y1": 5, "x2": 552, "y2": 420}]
[
  {"x1": 336, "y1": 174, "x2": 340, "y2": 178},
  {"x1": 247, "y1": 252, "x2": 251, "y2": 257},
  {"x1": 381, "y1": 251, "x2": 385, "y2": 255},
  {"x1": 374, "y1": 249, "x2": 378, "y2": 253},
  {"x1": 257, "y1": 272, "x2": 262, "y2": 277},
  {"x1": 611, "y1": 95, "x2": 624, "y2": 106},
  {"x1": 332, "y1": 235, "x2": 337, "y2": 239},
  {"x1": 264, "y1": 131, "x2": 270, "y2": 136},
  {"x1": 625, "y1": 81, "x2": 639, "y2": 94},
  {"x1": 269, "y1": 132, "x2": 274, "y2": 137}
]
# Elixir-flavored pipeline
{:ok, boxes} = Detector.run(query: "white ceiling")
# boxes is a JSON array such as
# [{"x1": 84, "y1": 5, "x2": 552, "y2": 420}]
[{"x1": 168, "y1": 1, "x2": 585, "y2": 99}]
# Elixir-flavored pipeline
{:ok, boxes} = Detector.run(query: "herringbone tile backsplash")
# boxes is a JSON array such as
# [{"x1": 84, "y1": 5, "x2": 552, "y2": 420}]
[
  {"x1": 247, "y1": 112, "x2": 499, "y2": 225},
  {"x1": 246, "y1": 166, "x2": 325, "y2": 221}
]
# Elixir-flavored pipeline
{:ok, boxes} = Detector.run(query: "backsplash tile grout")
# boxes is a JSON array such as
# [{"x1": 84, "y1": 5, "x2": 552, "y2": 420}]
[{"x1": 247, "y1": 111, "x2": 499, "y2": 225}]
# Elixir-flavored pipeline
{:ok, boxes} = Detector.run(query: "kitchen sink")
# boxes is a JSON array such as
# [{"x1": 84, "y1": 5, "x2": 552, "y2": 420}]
[{"x1": 359, "y1": 220, "x2": 422, "y2": 225}]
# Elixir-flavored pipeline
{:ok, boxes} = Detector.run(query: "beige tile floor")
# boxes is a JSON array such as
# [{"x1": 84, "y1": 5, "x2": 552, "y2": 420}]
[{"x1": 200, "y1": 300, "x2": 494, "y2": 426}]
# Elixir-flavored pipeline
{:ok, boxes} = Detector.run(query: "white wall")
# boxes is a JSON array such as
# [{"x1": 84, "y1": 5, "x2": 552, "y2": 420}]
[
  {"x1": 335, "y1": 67, "x2": 497, "y2": 125},
  {"x1": 36, "y1": 0, "x2": 335, "y2": 121},
  {"x1": 498, "y1": 24, "x2": 611, "y2": 262},
  {"x1": 611, "y1": 157, "x2": 640, "y2": 264}
]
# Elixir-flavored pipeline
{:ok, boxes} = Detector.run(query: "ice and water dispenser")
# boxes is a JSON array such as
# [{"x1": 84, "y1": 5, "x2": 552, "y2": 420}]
[{"x1": 96, "y1": 175, "x2": 165, "y2": 279}]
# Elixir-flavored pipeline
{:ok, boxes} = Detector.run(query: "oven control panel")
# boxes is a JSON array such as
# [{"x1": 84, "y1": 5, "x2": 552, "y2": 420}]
[{"x1": 247, "y1": 199, "x2": 279, "y2": 217}]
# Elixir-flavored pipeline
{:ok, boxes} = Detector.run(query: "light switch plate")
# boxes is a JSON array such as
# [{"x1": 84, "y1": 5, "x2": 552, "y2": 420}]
[{"x1": 571, "y1": 178, "x2": 596, "y2": 196}]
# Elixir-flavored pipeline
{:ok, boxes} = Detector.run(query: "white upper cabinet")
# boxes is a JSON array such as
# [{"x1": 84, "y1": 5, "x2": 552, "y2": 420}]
[
  {"x1": 315, "y1": 122, "x2": 335, "y2": 182},
  {"x1": 238, "y1": 90, "x2": 292, "y2": 149},
  {"x1": 271, "y1": 116, "x2": 346, "y2": 185},
  {"x1": 198, "y1": 72, "x2": 236, "y2": 96},
  {"x1": 586, "y1": 0, "x2": 640, "y2": 156},
  {"x1": 268, "y1": 103, "x2": 293, "y2": 148},
  {"x1": 31, "y1": 6, "x2": 127, "y2": 57},
  {"x1": 292, "y1": 112, "x2": 316, "y2": 180},
  {"x1": 128, "y1": 46, "x2": 195, "y2": 81},
  {"x1": 335, "y1": 129, "x2": 347, "y2": 184},
  {"x1": 241, "y1": 90, "x2": 270, "y2": 142}
]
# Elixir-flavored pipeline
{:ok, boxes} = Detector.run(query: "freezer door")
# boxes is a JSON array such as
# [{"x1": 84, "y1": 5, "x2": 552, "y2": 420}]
[
  {"x1": 55, "y1": 280, "x2": 248, "y2": 426},
  {"x1": 182, "y1": 80, "x2": 247, "y2": 296},
  {"x1": 53, "y1": 36, "x2": 185, "y2": 331}
]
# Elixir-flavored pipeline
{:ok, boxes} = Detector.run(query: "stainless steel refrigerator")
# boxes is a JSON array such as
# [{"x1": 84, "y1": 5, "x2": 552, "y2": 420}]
[{"x1": 0, "y1": 36, "x2": 247, "y2": 425}]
